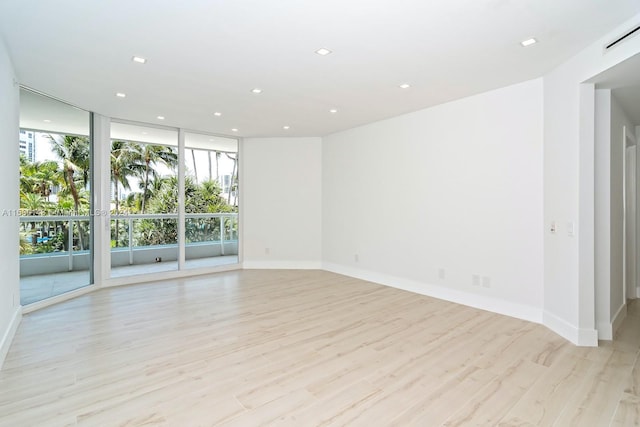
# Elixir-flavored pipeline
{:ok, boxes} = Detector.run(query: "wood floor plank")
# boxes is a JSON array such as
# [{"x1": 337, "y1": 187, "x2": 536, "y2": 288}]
[
  {"x1": 611, "y1": 393, "x2": 640, "y2": 427},
  {"x1": 552, "y1": 348, "x2": 637, "y2": 427},
  {"x1": 0, "y1": 270, "x2": 639, "y2": 426},
  {"x1": 497, "y1": 354, "x2": 594, "y2": 426}
]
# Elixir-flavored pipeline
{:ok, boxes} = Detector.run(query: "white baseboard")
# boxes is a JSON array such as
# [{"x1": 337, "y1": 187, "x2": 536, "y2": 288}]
[
  {"x1": 597, "y1": 320, "x2": 613, "y2": 341},
  {"x1": 0, "y1": 306, "x2": 22, "y2": 370},
  {"x1": 612, "y1": 303, "x2": 627, "y2": 338},
  {"x1": 322, "y1": 262, "x2": 542, "y2": 324},
  {"x1": 596, "y1": 303, "x2": 627, "y2": 341},
  {"x1": 243, "y1": 261, "x2": 323, "y2": 270},
  {"x1": 544, "y1": 310, "x2": 598, "y2": 346}
]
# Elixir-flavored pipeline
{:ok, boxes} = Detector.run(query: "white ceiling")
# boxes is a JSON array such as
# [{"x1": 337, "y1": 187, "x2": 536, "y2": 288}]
[
  {"x1": 2, "y1": 0, "x2": 640, "y2": 137},
  {"x1": 20, "y1": 89, "x2": 238, "y2": 151}
]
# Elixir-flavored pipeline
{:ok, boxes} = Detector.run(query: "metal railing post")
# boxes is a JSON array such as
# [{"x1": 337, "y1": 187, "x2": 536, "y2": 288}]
[
  {"x1": 220, "y1": 215, "x2": 225, "y2": 256},
  {"x1": 128, "y1": 216, "x2": 134, "y2": 265},
  {"x1": 68, "y1": 218, "x2": 74, "y2": 271}
]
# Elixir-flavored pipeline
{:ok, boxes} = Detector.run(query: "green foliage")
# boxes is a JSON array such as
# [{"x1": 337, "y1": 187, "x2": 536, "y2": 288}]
[
  {"x1": 48, "y1": 134, "x2": 90, "y2": 215},
  {"x1": 19, "y1": 133, "x2": 238, "y2": 255}
]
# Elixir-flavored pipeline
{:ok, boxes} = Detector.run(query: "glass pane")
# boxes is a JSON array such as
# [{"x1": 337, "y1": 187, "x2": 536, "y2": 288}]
[
  {"x1": 184, "y1": 132, "x2": 238, "y2": 268},
  {"x1": 19, "y1": 88, "x2": 92, "y2": 305},
  {"x1": 109, "y1": 122, "x2": 179, "y2": 277}
]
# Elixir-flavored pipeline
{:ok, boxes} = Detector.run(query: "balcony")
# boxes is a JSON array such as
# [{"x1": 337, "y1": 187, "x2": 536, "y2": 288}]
[{"x1": 20, "y1": 213, "x2": 239, "y2": 305}]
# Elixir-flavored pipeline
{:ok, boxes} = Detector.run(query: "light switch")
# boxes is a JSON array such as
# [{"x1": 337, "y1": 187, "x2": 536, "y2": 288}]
[
  {"x1": 550, "y1": 221, "x2": 557, "y2": 234},
  {"x1": 567, "y1": 222, "x2": 575, "y2": 237}
]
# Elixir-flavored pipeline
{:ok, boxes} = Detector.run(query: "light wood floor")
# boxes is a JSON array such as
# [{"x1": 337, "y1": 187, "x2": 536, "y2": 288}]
[{"x1": 1, "y1": 270, "x2": 639, "y2": 426}]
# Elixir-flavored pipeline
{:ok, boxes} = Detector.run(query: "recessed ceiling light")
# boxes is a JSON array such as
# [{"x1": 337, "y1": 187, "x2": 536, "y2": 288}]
[
  {"x1": 116, "y1": 92, "x2": 126, "y2": 98},
  {"x1": 231, "y1": 128, "x2": 238, "y2": 132},
  {"x1": 43, "y1": 119, "x2": 51, "y2": 123},
  {"x1": 283, "y1": 126, "x2": 290, "y2": 130},
  {"x1": 329, "y1": 109, "x2": 338, "y2": 113},
  {"x1": 214, "y1": 112, "x2": 222, "y2": 117},
  {"x1": 141, "y1": 132, "x2": 148, "y2": 135},
  {"x1": 520, "y1": 38, "x2": 537, "y2": 47},
  {"x1": 132, "y1": 56, "x2": 147, "y2": 64},
  {"x1": 157, "y1": 116, "x2": 165, "y2": 120},
  {"x1": 209, "y1": 139, "x2": 214, "y2": 142},
  {"x1": 315, "y1": 48, "x2": 332, "y2": 56},
  {"x1": 251, "y1": 88, "x2": 262, "y2": 94},
  {"x1": 399, "y1": 83, "x2": 411, "y2": 89}
]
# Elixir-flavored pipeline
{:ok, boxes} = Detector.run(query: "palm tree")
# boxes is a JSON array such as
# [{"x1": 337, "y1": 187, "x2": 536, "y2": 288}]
[
  {"x1": 139, "y1": 144, "x2": 178, "y2": 213},
  {"x1": 20, "y1": 192, "x2": 48, "y2": 240},
  {"x1": 111, "y1": 141, "x2": 143, "y2": 214},
  {"x1": 20, "y1": 192, "x2": 46, "y2": 215},
  {"x1": 190, "y1": 148, "x2": 198, "y2": 184},
  {"x1": 111, "y1": 140, "x2": 144, "y2": 246},
  {"x1": 48, "y1": 134, "x2": 89, "y2": 215},
  {"x1": 30, "y1": 161, "x2": 62, "y2": 200}
]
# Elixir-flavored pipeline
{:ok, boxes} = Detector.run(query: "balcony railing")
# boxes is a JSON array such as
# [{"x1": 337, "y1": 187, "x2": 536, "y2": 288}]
[{"x1": 20, "y1": 213, "x2": 238, "y2": 276}]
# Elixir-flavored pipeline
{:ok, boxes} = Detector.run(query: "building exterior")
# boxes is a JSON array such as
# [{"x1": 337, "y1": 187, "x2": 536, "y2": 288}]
[{"x1": 18, "y1": 129, "x2": 35, "y2": 162}]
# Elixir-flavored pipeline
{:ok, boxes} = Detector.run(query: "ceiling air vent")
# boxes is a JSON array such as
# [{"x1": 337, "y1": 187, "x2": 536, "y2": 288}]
[{"x1": 605, "y1": 24, "x2": 640, "y2": 51}]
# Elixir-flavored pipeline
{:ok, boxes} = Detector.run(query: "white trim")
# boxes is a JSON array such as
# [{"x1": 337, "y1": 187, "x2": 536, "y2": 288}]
[
  {"x1": 578, "y1": 83, "x2": 597, "y2": 341},
  {"x1": 178, "y1": 129, "x2": 186, "y2": 270},
  {"x1": 577, "y1": 328, "x2": 599, "y2": 347},
  {"x1": 243, "y1": 261, "x2": 323, "y2": 270},
  {"x1": 0, "y1": 307, "x2": 22, "y2": 369},
  {"x1": 237, "y1": 137, "x2": 244, "y2": 267},
  {"x1": 93, "y1": 113, "x2": 111, "y2": 286},
  {"x1": 323, "y1": 262, "x2": 542, "y2": 324},
  {"x1": 612, "y1": 302, "x2": 628, "y2": 338},
  {"x1": 597, "y1": 320, "x2": 613, "y2": 341},
  {"x1": 544, "y1": 310, "x2": 598, "y2": 346}
]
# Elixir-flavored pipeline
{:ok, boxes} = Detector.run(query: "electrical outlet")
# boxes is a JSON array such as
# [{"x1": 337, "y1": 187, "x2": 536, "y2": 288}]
[
  {"x1": 265, "y1": 247, "x2": 270, "y2": 255},
  {"x1": 438, "y1": 268, "x2": 445, "y2": 280},
  {"x1": 354, "y1": 254, "x2": 359, "y2": 262},
  {"x1": 482, "y1": 276, "x2": 491, "y2": 288},
  {"x1": 472, "y1": 275, "x2": 480, "y2": 286}
]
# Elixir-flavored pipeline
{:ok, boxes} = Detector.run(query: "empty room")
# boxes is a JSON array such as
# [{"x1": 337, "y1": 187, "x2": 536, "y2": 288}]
[{"x1": 1, "y1": 1, "x2": 640, "y2": 425}]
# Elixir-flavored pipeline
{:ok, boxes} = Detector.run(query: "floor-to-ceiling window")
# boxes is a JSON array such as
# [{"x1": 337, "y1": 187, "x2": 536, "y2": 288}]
[
  {"x1": 109, "y1": 121, "x2": 179, "y2": 277},
  {"x1": 184, "y1": 132, "x2": 239, "y2": 268},
  {"x1": 18, "y1": 89, "x2": 93, "y2": 305},
  {"x1": 18, "y1": 91, "x2": 241, "y2": 303}
]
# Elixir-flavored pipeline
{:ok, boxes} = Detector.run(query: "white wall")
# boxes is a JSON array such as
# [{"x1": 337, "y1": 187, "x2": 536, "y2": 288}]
[
  {"x1": 543, "y1": 13, "x2": 640, "y2": 345},
  {"x1": 0, "y1": 37, "x2": 21, "y2": 368},
  {"x1": 594, "y1": 89, "x2": 612, "y2": 337},
  {"x1": 322, "y1": 79, "x2": 544, "y2": 322},
  {"x1": 241, "y1": 137, "x2": 322, "y2": 269}
]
